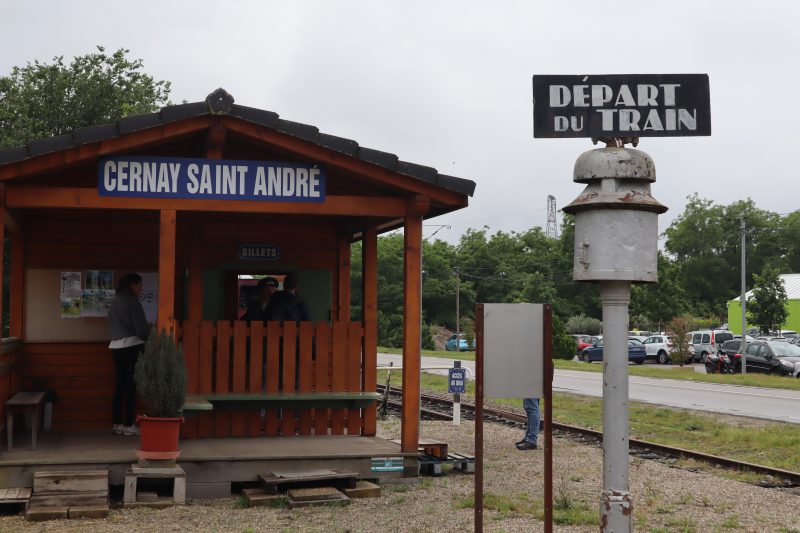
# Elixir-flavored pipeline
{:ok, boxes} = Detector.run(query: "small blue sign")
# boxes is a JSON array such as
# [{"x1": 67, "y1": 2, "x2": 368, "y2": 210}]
[
  {"x1": 448, "y1": 368, "x2": 466, "y2": 394},
  {"x1": 98, "y1": 156, "x2": 325, "y2": 203}
]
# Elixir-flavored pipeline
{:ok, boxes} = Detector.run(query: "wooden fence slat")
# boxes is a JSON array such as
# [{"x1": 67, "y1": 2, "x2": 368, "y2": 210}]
[
  {"x1": 265, "y1": 321, "x2": 281, "y2": 437},
  {"x1": 298, "y1": 322, "x2": 314, "y2": 435},
  {"x1": 314, "y1": 322, "x2": 331, "y2": 436},
  {"x1": 231, "y1": 321, "x2": 248, "y2": 436},
  {"x1": 362, "y1": 319, "x2": 378, "y2": 435},
  {"x1": 214, "y1": 321, "x2": 232, "y2": 438},
  {"x1": 248, "y1": 322, "x2": 265, "y2": 437},
  {"x1": 181, "y1": 320, "x2": 200, "y2": 439},
  {"x1": 330, "y1": 322, "x2": 348, "y2": 435},
  {"x1": 281, "y1": 322, "x2": 297, "y2": 437},
  {"x1": 347, "y1": 322, "x2": 363, "y2": 435},
  {"x1": 197, "y1": 321, "x2": 214, "y2": 438}
]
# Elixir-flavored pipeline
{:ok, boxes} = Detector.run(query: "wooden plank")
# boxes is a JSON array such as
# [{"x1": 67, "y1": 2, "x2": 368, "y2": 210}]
[
  {"x1": 197, "y1": 321, "x2": 214, "y2": 438},
  {"x1": 33, "y1": 470, "x2": 108, "y2": 493},
  {"x1": 187, "y1": 222, "x2": 204, "y2": 321},
  {"x1": 0, "y1": 202, "x2": 4, "y2": 342},
  {"x1": 347, "y1": 322, "x2": 363, "y2": 436},
  {"x1": 231, "y1": 320, "x2": 248, "y2": 437},
  {"x1": 248, "y1": 322, "x2": 265, "y2": 437},
  {"x1": 181, "y1": 320, "x2": 200, "y2": 439},
  {"x1": 401, "y1": 213, "x2": 423, "y2": 454},
  {"x1": 361, "y1": 227, "x2": 378, "y2": 436},
  {"x1": 337, "y1": 236, "x2": 351, "y2": 321},
  {"x1": 265, "y1": 321, "x2": 281, "y2": 437},
  {"x1": 157, "y1": 209, "x2": 177, "y2": 337},
  {"x1": 214, "y1": 321, "x2": 232, "y2": 437},
  {"x1": 6, "y1": 187, "x2": 410, "y2": 217},
  {"x1": 281, "y1": 322, "x2": 297, "y2": 437},
  {"x1": 330, "y1": 322, "x2": 348, "y2": 435},
  {"x1": 9, "y1": 229, "x2": 24, "y2": 338},
  {"x1": 314, "y1": 322, "x2": 330, "y2": 436},
  {"x1": 298, "y1": 322, "x2": 314, "y2": 435}
]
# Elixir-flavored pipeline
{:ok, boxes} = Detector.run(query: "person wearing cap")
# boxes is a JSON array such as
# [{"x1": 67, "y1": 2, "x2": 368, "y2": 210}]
[{"x1": 241, "y1": 277, "x2": 278, "y2": 322}]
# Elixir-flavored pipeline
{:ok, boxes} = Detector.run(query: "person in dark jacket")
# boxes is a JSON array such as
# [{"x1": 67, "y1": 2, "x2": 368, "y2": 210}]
[
  {"x1": 107, "y1": 273, "x2": 149, "y2": 436},
  {"x1": 241, "y1": 277, "x2": 278, "y2": 322},
  {"x1": 264, "y1": 273, "x2": 310, "y2": 323}
]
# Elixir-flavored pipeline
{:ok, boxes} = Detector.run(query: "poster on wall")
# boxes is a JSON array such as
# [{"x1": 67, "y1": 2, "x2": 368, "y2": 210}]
[
  {"x1": 86, "y1": 270, "x2": 114, "y2": 290},
  {"x1": 60, "y1": 271, "x2": 82, "y2": 318},
  {"x1": 81, "y1": 289, "x2": 115, "y2": 317},
  {"x1": 138, "y1": 273, "x2": 159, "y2": 324}
]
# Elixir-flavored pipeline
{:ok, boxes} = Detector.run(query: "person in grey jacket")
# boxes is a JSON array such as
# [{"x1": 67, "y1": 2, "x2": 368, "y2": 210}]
[{"x1": 108, "y1": 273, "x2": 150, "y2": 436}]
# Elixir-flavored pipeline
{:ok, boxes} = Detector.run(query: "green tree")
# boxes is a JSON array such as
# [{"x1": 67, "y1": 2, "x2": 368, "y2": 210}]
[
  {"x1": 630, "y1": 253, "x2": 688, "y2": 327},
  {"x1": 748, "y1": 266, "x2": 788, "y2": 334},
  {"x1": 552, "y1": 315, "x2": 575, "y2": 360},
  {"x1": 0, "y1": 46, "x2": 171, "y2": 147},
  {"x1": 565, "y1": 314, "x2": 602, "y2": 335},
  {"x1": 667, "y1": 316, "x2": 695, "y2": 366}
]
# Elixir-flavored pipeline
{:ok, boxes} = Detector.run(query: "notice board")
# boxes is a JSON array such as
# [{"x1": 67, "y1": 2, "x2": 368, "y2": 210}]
[{"x1": 483, "y1": 303, "x2": 544, "y2": 399}]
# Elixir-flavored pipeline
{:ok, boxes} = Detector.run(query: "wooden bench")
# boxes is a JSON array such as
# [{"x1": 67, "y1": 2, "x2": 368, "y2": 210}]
[
  {"x1": 6, "y1": 391, "x2": 47, "y2": 451},
  {"x1": 181, "y1": 392, "x2": 381, "y2": 413}
]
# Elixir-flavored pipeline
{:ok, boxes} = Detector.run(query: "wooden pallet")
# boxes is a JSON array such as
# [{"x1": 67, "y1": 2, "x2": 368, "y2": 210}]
[
  {"x1": 124, "y1": 465, "x2": 186, "y2": 507},
  {"x1": 258, "y1": 469, "x2": 358, "y2": 494},
  {"x1": 26, "y1": 470, "x2": 109, "y2": 521},
  {"x1": 287, "y1": 487, "x2": 350, "y2": 509},
  {"x1": 0, "y1": 487, "x2": 32, "y2": 506},
  {"x1": 419, "y1": 452, "x2": 475, "y2": 477}
]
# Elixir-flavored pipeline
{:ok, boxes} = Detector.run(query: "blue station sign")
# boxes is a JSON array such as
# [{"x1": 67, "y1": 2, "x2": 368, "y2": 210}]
[
  {"x1": 98, "y1": 156, "x2": 326, "y2": 203},
  {"x1": 448, "y1": 367, "x2": 466, "y2": 394}
]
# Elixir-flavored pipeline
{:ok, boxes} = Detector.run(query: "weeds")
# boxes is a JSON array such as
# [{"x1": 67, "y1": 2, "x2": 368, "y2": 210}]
[{"x1": 720, "y1": 514, "x2": 741, "y2": 529}]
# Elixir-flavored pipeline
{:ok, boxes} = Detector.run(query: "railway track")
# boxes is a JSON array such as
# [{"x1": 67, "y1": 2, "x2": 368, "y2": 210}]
[{"x1": 377, "y1": 384, "x2": 800, "y2": 489}]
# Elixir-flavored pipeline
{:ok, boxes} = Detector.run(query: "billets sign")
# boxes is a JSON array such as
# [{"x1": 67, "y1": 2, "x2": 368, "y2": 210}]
[
  {"x1": 532, "y1": 74, "x2": 710, "y2": 138},
  {"x1": 98, "y1": 156, "x2": 325, "y2": 202},
  {"x1": 238, "y1": 244, "x2": 281, "y2": 261}
]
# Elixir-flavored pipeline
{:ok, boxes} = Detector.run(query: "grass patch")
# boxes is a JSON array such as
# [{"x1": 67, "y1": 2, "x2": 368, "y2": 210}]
[
  {"x1": 379, "y1": 346, "x2": 475, "y2": 360},
  {"x1": 555, "y1": 359, "x2": 800, "y2": 391},
  {"x1": 665, "y1": 516, "x2": 697, "y2": 532},
  {"x1": 406, "y1": 372, "x2": 800, "y2": 475},
  {"x1": 454, "y1": 492, "x2": 539, "y2": 518},
  {"x1": 720, "y1": 514, "x2": 741, "y2": 529}
]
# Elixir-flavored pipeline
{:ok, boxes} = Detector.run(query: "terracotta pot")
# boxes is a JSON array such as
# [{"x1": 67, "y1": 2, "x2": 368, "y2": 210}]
[{"x1": 136, "y1": 415, "x2": 184, "y2": 460}]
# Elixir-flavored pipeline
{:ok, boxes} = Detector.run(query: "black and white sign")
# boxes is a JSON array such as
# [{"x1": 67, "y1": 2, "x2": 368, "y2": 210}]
[
  {"x1": 448, "y1": 368, "x2": 466, "y2": 394},
  {"x1": 532, "y1": 74, "x2": 710, "y2": 138}
]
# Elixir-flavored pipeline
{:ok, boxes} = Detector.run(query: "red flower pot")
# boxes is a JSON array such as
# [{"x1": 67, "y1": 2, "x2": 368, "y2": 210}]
[{"x1": 136, "y1": 415, "x2": 184, "y2": 460}]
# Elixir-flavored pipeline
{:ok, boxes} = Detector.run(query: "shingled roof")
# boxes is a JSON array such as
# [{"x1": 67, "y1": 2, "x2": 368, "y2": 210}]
[{"x1": 0, "y1": 88, "x2": 476, "y2": 197}]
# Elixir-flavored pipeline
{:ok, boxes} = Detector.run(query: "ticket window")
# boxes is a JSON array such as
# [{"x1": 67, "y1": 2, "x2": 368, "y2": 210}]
[{"x1": 235, "y1": 274, "x2": 286, "y2": 319}]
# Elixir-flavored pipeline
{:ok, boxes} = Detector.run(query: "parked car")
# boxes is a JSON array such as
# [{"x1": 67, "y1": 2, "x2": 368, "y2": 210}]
[
  {"x1": 641, "y1": 335, "x2": 674, "y2": 364},
  {"x1": 742, "y1": 341, "x2": 800, "y2": 375},
  {"x1": 577, "y1": 335, "x2": 601, "y2": 353},
  {"x1": 687, "y1": 329, "x2": 734, "y2": 362},
  {"x1": 445, "y1": 333, "x2": 475, "y2": 351},
  {"x1": 580, "y1": 338, "x2": 646, "y2": 364},
  {"x1": 780, "y1": 330, "x2": 799, "y2": 339}
]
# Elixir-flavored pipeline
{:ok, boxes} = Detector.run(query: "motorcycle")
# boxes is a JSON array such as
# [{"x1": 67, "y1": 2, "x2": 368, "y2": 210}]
[{"x1": 705, "y1": 351, "x2": 736, "y2": 374}]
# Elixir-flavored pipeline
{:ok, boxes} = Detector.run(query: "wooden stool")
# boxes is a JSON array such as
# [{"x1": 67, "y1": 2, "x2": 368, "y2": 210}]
[
  {"x1": 6, "y1": 391, "x2": 47, "y2": 451},
  {"x1": 124, "y1": 465, "x2": 186, "y2": 507}
]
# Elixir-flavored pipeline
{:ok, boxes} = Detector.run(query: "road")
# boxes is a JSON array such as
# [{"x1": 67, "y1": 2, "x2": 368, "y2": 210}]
[{"x1": 377, "y1": 353, "x2": 800, "y2": 424}]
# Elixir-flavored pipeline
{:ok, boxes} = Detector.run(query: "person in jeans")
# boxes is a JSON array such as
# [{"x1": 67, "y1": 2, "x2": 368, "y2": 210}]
[
  {"x1": 107, "y1": 273, "x2": 150, "y2": 436},
  {"x1": 516, "y1": 397, "x2": 540, "y2": 450}
]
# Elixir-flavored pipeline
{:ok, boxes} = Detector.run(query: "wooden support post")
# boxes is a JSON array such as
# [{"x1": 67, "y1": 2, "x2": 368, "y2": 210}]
[
  {"x1": 0, "y1": 195, "x2": 5, "y2": 338},
  {"x1": 9, "y1": 227, "x2": 24, "y2": 339},
  {"x1": 338, "y1": 235, "x2": 351, "y2": 321},
  {"x1": 157, "y1": 210, "x2": 177, "y2": 337},
  {"x1": 400, "y1": 197, "x2": 427, "y2": 454},
  {"x1": 187, "y1": 222, "x2": 204, "y2": 321},
  {"x1": 361, "y1": 227, "x2": 378, "y2": 436}
]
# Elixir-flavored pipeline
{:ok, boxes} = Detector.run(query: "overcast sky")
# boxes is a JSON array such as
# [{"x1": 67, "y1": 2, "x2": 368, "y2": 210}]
[{"x1": 3, "y1": 1, "x2": 798, "y2": 243}]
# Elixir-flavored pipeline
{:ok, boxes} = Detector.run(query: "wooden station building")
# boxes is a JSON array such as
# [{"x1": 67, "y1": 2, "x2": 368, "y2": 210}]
[{"x1": 0, "y1": 89, "x2": 474, "y2": 495}]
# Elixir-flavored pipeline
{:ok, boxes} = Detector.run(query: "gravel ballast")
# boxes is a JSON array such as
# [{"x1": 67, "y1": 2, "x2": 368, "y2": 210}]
[{"x1": 1, "y1": 417, "x2": 798, "y2": 532}]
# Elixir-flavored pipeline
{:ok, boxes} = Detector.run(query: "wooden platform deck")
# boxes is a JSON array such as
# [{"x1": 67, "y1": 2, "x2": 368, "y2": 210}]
[{"x1": 0, "y1": 432, "x2": 416, "y2": 499}]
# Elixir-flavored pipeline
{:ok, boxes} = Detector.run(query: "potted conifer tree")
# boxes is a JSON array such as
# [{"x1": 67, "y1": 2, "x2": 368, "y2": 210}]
[{"x1": 134, "y1": 331, "x2": 187, "y2": 460}]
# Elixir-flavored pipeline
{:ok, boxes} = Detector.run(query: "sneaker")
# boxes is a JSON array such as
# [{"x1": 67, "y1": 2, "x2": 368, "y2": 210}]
[
  {"x1": 112, "y1": 424, "x2": 124, "y2": 435},
  {"x1": 122, "y1": 425, "x2": 140, "y2": 436},
  {"x1": 516, "y1": 441, "x2": 538, "y2": 451}
]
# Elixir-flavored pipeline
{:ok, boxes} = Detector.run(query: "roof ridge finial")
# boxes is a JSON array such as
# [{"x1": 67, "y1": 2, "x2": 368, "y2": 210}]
[{"x1": 206, "y1": 88, "x2": 234, "y2": 115}]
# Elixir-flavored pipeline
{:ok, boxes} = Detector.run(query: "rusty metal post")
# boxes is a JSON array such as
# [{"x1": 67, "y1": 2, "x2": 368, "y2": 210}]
[
  {"x1": 563, "y1": 143, "x2": 667, "y2": 532},
  {"x1": 543, "y1": 304, "x2": 553, "y2": 533},
  {"x1": 474, "y1": 303, "x2": 484, "y2": 533}
]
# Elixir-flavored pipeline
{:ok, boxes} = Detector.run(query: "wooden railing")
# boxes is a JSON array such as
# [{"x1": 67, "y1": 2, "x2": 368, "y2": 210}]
[
  {"x1": 176, "y1": 321, "x2": 376, "y2": 439},
  {"x1": 0, "y1": 338, "x2": 22, "y2": 432}
]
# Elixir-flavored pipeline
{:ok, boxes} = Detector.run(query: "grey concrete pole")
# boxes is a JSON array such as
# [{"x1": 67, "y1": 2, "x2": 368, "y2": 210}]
[
  {"x1": 740, "y1": 218, "x2": 747, "y2": 374},
  {"x1": 599, "y1": 280, "x2": 633, "y2": 530}
]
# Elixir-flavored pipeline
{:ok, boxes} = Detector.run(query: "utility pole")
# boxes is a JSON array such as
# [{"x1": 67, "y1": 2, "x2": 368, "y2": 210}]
[
  {"x1": 740, "y1": 218, "x2": 747, "y2": 374},
  {"x1": 455, "y1": 267, "x2": 461, "y2": 352}
]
